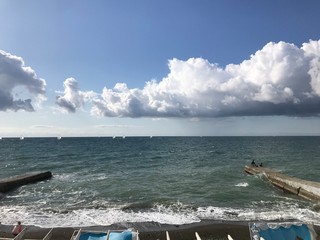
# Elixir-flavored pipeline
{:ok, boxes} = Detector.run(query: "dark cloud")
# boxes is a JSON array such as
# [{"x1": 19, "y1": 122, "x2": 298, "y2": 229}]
[
  {"x1": 0, "y1": 50, "x2": 46, "y2": 112},
  {"x1": 55, "y1": 96, "x2": 77, "y2": 113}
]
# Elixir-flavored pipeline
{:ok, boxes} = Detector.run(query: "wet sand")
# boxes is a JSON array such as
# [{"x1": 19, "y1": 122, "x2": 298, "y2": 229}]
[{"x1": 0, "y1": 221, "x2": 319, "y2": 240}]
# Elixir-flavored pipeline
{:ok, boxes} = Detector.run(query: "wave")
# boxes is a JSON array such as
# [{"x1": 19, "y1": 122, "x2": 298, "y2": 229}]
[
  {"x1": 235, "y1": 182, "x2": 249, "y2": 187},
  {"x1": 2, "y1": 137, "x2": 320, "y2": 228},
  {"x1": 0, "y1": 200, "x2": 320, "y2": 228}
]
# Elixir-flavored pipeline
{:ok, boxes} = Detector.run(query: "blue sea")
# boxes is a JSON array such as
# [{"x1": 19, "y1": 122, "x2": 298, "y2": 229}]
[{"x1": 0, "y1": 136, "x2": 320, "y2": 228}]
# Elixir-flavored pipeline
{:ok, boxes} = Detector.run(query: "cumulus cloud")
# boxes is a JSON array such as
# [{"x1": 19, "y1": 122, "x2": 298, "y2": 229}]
[
  {"x1": 0, "y1": 50, "x2": 46, "y2": 112},
  {"x1": 55, "y1": 77, "x2": 96, "y2": 113},
  {"x1": 55, "y1": 40, "x2": 320, "y2": 118}
]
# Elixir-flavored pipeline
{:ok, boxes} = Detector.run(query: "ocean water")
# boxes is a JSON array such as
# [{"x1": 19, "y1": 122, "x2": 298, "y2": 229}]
[{"x1": 0, "y1": 136, "x2": 320, "y2": 227}]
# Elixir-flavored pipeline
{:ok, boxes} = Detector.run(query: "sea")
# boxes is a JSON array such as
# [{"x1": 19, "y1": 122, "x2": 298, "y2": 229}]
[{"x1": 0, "y1": 136, "x2": 320, "y2": 228}]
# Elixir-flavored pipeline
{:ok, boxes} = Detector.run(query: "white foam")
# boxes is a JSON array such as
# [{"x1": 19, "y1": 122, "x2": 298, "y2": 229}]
[
  {"x1": 53, "y1": 173, "x2": 78, "y2": 182},
  {"x1": 1, "y1": 201, "x2": 320, "y2": 228},
  {"x1": 235, "y1": 182, "x2": 249, "y2": 187},
  {"x1": 0, "y1": 206, "x2": 200, "y2": 228}
]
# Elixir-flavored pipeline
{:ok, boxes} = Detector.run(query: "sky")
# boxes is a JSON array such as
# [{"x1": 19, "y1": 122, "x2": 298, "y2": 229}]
[{"x1": 1, "y1": 0, "x2": 320, "y2": 137}]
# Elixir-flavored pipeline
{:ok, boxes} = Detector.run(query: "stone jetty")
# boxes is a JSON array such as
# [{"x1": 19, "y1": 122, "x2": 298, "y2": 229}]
[
  {"x1": 0, "y1": 171, "x2": 52, "y2": 193},
  {"x1": 245, "y1": 165, "x2": 320, "y2": 201}
]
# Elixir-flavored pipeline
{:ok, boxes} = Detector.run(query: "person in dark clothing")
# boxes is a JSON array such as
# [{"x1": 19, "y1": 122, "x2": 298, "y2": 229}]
[{"x1": 251, "y1": 160, "x2": 257, "y2": 167}]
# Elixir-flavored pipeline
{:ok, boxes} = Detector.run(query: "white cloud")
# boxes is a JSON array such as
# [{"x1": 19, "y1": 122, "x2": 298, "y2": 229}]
[
  {"x1": 55, "y1": 77, "x2": 96, "y2": 113},
  {"x1": 303, "y1": 40, "x2": 320, "y2": 95},
  {"x1": 0, "y1": 50, "x2": 46, "y2": 112},
  {"x1": 55, "y1": 40, "x2": 320, "y2": 118}
]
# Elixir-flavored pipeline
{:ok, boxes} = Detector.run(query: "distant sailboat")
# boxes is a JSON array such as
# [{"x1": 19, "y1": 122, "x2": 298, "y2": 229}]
[
  {"x1": 20, "y1": 136, "x2": 24, "y2": 140},
  {"x1": 57, "y1": 136, "x2": 62, "y2": 140}
]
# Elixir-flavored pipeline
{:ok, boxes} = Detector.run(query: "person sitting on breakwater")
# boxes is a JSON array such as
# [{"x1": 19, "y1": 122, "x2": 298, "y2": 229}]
[
  {"x1": 12, "y1": 221, "x2": 23, "y2": 236},
  {"x1": 251, "y1": 160, "x2": 258, "y2": 167}
]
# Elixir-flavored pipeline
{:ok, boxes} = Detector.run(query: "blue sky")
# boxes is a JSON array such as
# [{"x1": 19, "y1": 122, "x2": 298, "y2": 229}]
[{"x1": 1, "y1": 0, "x2": 320, "y2": 137}]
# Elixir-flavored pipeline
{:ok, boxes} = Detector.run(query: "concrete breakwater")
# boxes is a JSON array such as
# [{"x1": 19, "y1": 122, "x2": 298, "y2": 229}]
[
  {"x1": 0, "y1": 171, "x2": 52, "y2": 193},
  {"x1": 245, "y1": 165, "x2": 320, "y2": 201}
]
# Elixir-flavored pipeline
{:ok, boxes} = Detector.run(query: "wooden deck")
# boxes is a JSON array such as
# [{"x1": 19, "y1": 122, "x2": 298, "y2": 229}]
[
  {"x1": 244, "y1": 165, "x2": 320, "y2": 201},
  {"x1": 0, "y1": 171, "x2": 52, "y2": 193}
]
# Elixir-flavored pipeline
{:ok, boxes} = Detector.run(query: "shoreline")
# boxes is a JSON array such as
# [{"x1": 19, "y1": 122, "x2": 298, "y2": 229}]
[{"x1": 1, "y1": 220, "x2": 319, "y2": 240}]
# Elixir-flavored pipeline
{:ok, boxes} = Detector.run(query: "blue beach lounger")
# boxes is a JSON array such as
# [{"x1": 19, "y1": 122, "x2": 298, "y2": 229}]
[
  {"x1": 71, "y1": 229, "x2": 108, "y2": 240},
  {"x1": 71, "y1": 229, "x2": 139, "y2": 240},
  {"x1": 249, "y1": 222, "x2": 318, "y2": 240},
  {"x1": 108, "y1": 229, "x2": 139, "y2": 240},
  {"x1": 79, "y1": 232, "x2": 108, "y2": 240}
]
